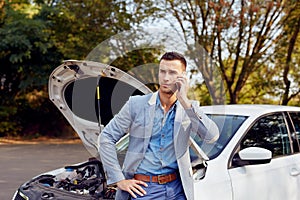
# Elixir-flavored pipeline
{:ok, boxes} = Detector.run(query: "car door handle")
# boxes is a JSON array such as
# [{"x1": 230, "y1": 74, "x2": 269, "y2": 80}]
[{"x1": 290, "y1": 168, "x2": 300, "y2": 176}]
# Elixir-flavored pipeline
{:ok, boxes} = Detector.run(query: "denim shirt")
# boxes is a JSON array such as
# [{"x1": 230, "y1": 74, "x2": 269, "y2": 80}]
[{"x1": 135, "y1": 96, "x2": 178, "y2": 175}]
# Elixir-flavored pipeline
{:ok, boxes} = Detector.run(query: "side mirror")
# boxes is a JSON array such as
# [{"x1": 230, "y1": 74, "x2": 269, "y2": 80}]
[{"x1": 232, "y1": 147, "x2": 272, "y2": 167}]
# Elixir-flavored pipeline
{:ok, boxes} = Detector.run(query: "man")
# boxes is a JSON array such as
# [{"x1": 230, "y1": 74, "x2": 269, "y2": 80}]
[{"x1": 99, "y1": 52, "x2": 219, "y2": 200}]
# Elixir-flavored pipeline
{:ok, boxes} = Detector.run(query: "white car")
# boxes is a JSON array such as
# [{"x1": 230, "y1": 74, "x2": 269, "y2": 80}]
[{"x1": 13, "y1": 60, "x2": 300, "y2": 200}]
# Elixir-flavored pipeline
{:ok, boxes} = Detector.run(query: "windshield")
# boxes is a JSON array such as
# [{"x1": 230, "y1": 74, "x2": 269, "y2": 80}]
[{"x1": 191, "y1": 114, "x2": 248, "y2": 159}]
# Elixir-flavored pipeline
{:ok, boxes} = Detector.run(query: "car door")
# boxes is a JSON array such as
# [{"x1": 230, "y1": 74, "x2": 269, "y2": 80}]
[
  {"x1": 287, "y1": 111, "x2": 300, "y2": 197},
  {"x1": 228, "y1": 112, "x2": 299, "y2": 200}
]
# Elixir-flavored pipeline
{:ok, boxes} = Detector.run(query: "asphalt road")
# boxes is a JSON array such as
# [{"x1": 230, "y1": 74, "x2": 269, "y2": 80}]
[{"x1": 0, "y1": 143, "x2": 91, "y2": 200}]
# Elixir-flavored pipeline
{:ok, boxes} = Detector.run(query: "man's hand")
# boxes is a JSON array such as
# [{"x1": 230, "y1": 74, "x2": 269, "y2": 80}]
[
  {"x1": 175, "y1": 73, "x2": 191, "y2": 109},
  {"x1": 117, "y1": 179, "x2": 148, "y2": 198}
]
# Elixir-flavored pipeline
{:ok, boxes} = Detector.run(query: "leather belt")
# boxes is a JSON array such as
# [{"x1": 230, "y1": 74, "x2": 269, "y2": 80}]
[{"x1": 134, "y1": 172, "x2": 177, "y2": 184}]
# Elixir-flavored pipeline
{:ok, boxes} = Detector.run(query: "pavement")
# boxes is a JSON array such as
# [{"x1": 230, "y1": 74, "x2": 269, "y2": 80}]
[
  {"x1": 0, "y1": 137, "x2": 82, "y2": 145},
  {"x1": 0, "y1": 139, "x2": 91, "y2": 200}
]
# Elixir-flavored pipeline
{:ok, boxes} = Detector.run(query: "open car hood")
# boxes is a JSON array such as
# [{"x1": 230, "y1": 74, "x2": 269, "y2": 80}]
[
  {"x1": 49, "y1": 60, "x2": 209, "y2": 165},
  {"x1": 48, "y1": 60, "x2": 152, "y2": 157}
]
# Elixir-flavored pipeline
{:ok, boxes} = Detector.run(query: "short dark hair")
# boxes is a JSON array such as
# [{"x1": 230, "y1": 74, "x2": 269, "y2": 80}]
[{"x1": 160, "y1": 52, "x2": 187, "y2": 70}]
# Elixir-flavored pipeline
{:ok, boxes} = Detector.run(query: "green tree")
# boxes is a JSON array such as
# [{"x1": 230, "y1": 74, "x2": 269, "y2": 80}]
[
  {"x1": 274, "y1": 1, "x2": 300, "y2": 105},
  {"x1": 0, "y1": 0, "x2": 163, "y2": 137},
  {"x1": 0, "y1": 1, "x2": 62, "y2": 137},
  {"x1": 151, "y1": 0, "x2": 298, "y2": 104}
]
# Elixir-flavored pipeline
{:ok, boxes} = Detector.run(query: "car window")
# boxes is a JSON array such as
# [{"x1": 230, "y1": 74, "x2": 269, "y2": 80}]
[
  {"x1": 192, "y1": 114, "x2": 248, "y2": 159},
  {"x1": 288, "y1": 112, "x2": 300, "y2": 153},
  {"x1": 241, "y1": 113, "x2": 292, "y2": 158}
]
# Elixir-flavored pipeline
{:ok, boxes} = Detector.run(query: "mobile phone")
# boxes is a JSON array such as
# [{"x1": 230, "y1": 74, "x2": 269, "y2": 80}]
[
  {"x1": 171, "y1": 72, "x2": 186, "y2": 92},
  {"x1": 174, "y1": 72, "x2": 186, "y2": 91},
  {"x1": 170, "y1": 83, "x2": 178, "y2": 93}
]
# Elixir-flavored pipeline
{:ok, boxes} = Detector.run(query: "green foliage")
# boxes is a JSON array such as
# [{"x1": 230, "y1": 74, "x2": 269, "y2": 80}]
[
  {"x1": 189, "y1": 83, "x2": 213, "y2": 106},
  {"x1": 0, "y1": 105, "x2": 20, "y2": 137},
  {"x1": 0, "y1": 1, "x2": 64, "y2": 137},
  {"x1": 1, "y1": 0, "x2": 299, "y2": 138},
  {"x1": 111, "y1": 48, "x2": 161, "y2": 71},
  {"x1": 0, "y1": 0, "x2": 161, "y2": 138},
  {"x1": 152, "y1": 0, "x2": 300, "y2": 105},
  {"x1": 273, "y1": 1, "x2": 300, "y2": 105},
  {"x1": 110, "y1": 48, "x2": 163, "y2": 91}
]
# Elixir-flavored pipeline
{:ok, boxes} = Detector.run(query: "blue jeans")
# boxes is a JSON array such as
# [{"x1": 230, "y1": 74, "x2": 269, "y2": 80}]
[{"x1": 131, "y1": 178, "x2": 186, "y2": 200}]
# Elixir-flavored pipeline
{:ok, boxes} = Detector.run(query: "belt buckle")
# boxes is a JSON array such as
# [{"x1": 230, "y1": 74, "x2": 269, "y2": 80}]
[{"x1": 157, "y1": 174, "x2": 167, "y2": 184}]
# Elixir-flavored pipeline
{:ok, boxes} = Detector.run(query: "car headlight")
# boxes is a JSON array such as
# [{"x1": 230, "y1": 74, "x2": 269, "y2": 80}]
[{"x1": 12, "y1": 190, "x2": 29, "y2": 200}]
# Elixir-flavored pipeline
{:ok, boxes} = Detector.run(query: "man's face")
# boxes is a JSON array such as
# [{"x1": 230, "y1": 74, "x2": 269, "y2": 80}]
[{"x1": 158, "y1": 59, "x2": 185, "y2": 94}]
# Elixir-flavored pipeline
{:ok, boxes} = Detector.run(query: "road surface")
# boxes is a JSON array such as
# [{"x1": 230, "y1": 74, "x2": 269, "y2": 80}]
[{"x1": 0, "y1": 143, "x2": 91, "y2": 200}]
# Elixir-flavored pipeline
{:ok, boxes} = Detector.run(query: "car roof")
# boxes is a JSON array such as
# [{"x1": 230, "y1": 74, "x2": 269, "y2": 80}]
[{"x1": 200, "y1": 104, "x2": 300, "y2": 117}]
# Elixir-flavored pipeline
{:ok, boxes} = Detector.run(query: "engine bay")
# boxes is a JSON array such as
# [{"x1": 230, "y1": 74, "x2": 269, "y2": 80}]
[{"x1": 15, "y1": 159, "x2": 116, "y2": 200}]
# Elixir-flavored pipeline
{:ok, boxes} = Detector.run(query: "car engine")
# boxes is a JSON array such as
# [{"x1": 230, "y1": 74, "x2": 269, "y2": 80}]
[{"x1": 13, "y1": 159, "x2": 116, "y2": 200}]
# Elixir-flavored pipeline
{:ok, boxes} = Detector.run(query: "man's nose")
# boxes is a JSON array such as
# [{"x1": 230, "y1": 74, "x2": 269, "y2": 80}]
[{"x1": 163, "y1": 72, "x2": 171, "y2": 81}]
